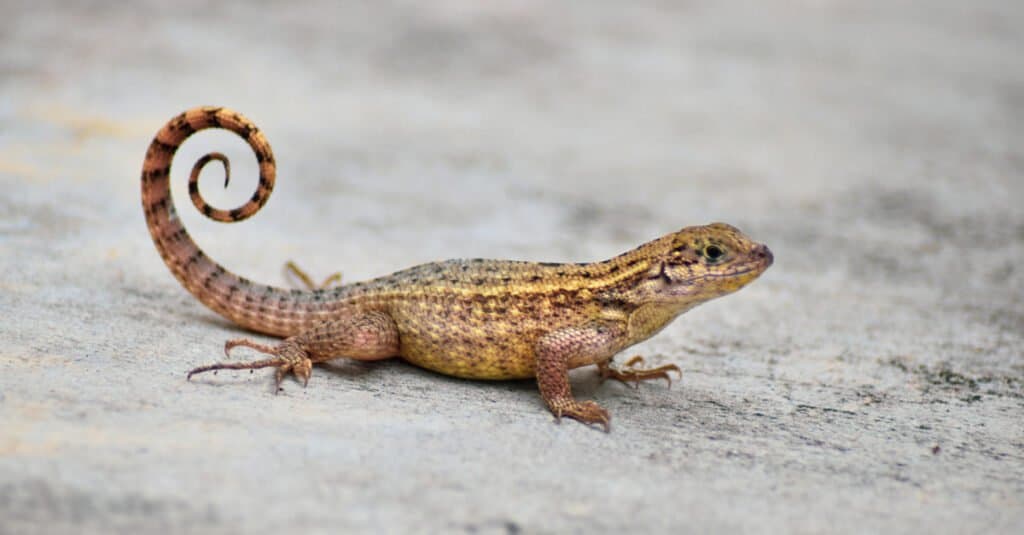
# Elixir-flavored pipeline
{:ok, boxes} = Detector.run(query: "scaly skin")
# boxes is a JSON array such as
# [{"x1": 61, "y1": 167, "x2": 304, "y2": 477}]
[{"x1": 141, "y1": 106, "x2": 774, "y2": 431}]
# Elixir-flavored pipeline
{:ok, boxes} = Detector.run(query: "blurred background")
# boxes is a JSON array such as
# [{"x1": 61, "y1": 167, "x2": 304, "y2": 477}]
[{"x1": 1, "y1": 1, "x2": 1021, "y2": 533}]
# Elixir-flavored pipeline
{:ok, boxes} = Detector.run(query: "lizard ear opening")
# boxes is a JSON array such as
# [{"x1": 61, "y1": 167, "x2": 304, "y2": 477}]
[{"x1": 659, "y1": 263, "x2": 674, "y2": 284}]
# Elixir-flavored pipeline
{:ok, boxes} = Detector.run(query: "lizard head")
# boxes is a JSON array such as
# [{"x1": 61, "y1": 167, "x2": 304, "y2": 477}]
[{"x1": 632, "y1": 222, "x2": 773, "y2": 306}]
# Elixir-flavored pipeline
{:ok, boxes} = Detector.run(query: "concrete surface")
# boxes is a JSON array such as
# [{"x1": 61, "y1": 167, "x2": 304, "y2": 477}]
[{"x1": 1, "y1": 1, "x2": 1022, "y2": 533}]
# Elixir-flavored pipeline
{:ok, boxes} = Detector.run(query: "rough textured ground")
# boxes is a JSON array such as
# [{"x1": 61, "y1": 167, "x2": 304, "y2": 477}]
[{"x1": 1, "y1": 1, "x2": 1022, "y2": 533}]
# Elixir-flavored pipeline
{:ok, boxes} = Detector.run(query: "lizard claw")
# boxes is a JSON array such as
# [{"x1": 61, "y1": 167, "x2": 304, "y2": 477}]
[
  {"x1": 552, "y1": 399, "x2": 611, "y2": 432},
  {"x1": 598, "y1": 355, "x2": 682, "y2": 388},
  {"x1": 271, "y1": 347, "x2": 313, "y2": 393},
  {"x1": 188, "y1": 338, "x2": 314, "y2": 392}
]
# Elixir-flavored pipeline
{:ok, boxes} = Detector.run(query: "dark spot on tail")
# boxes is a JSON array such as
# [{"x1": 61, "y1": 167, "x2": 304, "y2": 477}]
[
  {"x1": 184, "y1": 250, "x2": 204, "y2": 267},
  {"x1": 152, "y1": 139, "x2": 176, "y2": 153},
  {"x1": 175, "y1": 119, "x2": 196, "y2": 136},
  {"x1": 145, "y1": 198, "x2": 168, "y2": 217},
  {"x1": 201, "y1": 266, "x2": 227, "y2": 289},
  {"x1": 205, "y1": 108, "x2": 224, "y2": 127},
  {"x1": 145, "y1": 166, "x2": 170, "y2": 181}
]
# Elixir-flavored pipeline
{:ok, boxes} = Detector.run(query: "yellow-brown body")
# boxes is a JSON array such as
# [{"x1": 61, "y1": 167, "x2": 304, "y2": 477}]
[{"x1": 143, "y1": 106, "x2": 773, "y2": 430}]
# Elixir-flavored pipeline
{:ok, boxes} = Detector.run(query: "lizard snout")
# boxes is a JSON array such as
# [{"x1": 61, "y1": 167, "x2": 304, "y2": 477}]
[{"x1": 754, "y1": 244, "x2": 774, "y2": 267}]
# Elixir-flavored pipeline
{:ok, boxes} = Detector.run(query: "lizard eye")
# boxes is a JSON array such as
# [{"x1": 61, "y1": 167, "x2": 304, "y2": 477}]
[{"x1": 703, "y1": 245, "x2": 725, "y2": 262}]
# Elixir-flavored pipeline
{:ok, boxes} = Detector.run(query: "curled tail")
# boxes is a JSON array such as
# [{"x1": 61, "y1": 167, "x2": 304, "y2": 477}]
[{"x1": 141, "y1": 106, "x2": 327, "y2": 336}]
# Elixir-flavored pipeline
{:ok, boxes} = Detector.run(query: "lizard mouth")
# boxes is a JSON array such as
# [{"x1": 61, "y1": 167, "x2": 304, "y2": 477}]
[{"x1": 699, "y1": 265, "x2": 761, "y2": 281}]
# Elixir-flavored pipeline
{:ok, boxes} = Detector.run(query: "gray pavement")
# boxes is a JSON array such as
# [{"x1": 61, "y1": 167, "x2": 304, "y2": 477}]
[{"x1": 1, "y1": 1, "x2": 1022, "y2": 533}]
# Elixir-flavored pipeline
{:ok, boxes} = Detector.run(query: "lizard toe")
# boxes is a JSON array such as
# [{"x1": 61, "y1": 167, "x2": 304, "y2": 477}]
[{"x1": 552, "y1": 399, "x2": 611, "y2": 432}]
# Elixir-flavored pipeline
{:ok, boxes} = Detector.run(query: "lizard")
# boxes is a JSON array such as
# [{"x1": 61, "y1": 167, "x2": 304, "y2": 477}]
[{"x1": 141, "y1": 106, "x2": 773, "y2": 431}]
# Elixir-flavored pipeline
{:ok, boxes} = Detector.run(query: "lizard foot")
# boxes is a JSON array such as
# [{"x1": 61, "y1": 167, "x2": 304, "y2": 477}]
[
  {"x1": 187, "y1": 338, "x2": 313, "y2": 393},
  {"x1": 597, "y1": 355, "x2": 682, "y2": 389},
  {"x1": 549, "y1": 398, "x2": 611, "y2": 432},
  {"x1": 284, "y1": 260, "x2": 342, "y2": 290}
]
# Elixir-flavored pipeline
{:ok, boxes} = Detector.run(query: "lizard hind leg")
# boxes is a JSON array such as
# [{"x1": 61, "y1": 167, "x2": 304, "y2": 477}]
[
  {"x1": 187, "y1": 338, "x2": 313, "y2": 392},
  {"x1": 187, "y1": 311, "x2": 400, "y2": 393}
]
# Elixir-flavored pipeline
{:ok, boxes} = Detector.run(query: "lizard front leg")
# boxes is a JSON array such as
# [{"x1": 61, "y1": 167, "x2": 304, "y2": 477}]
[
  {"x1": 597, "y1": 355, "x2": 682, "y2": 388},
  {"x1": 187, "y1": 311, "x2": 399, "y2": 392},
  {"x1": 535, "y1": 320, "x2": 627, "y2": 432},
  {"x1": 283, "y1": 260, "x2": 343, "y2": 290}
]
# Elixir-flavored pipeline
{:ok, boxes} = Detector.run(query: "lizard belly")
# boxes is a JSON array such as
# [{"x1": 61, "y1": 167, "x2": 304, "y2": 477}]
[
  {"x1": 389, "y1": 306, "x2": 540, "y2": 380},
  {"x1": 398, "y1": 330, "x2": 538, "y2": 380}
]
